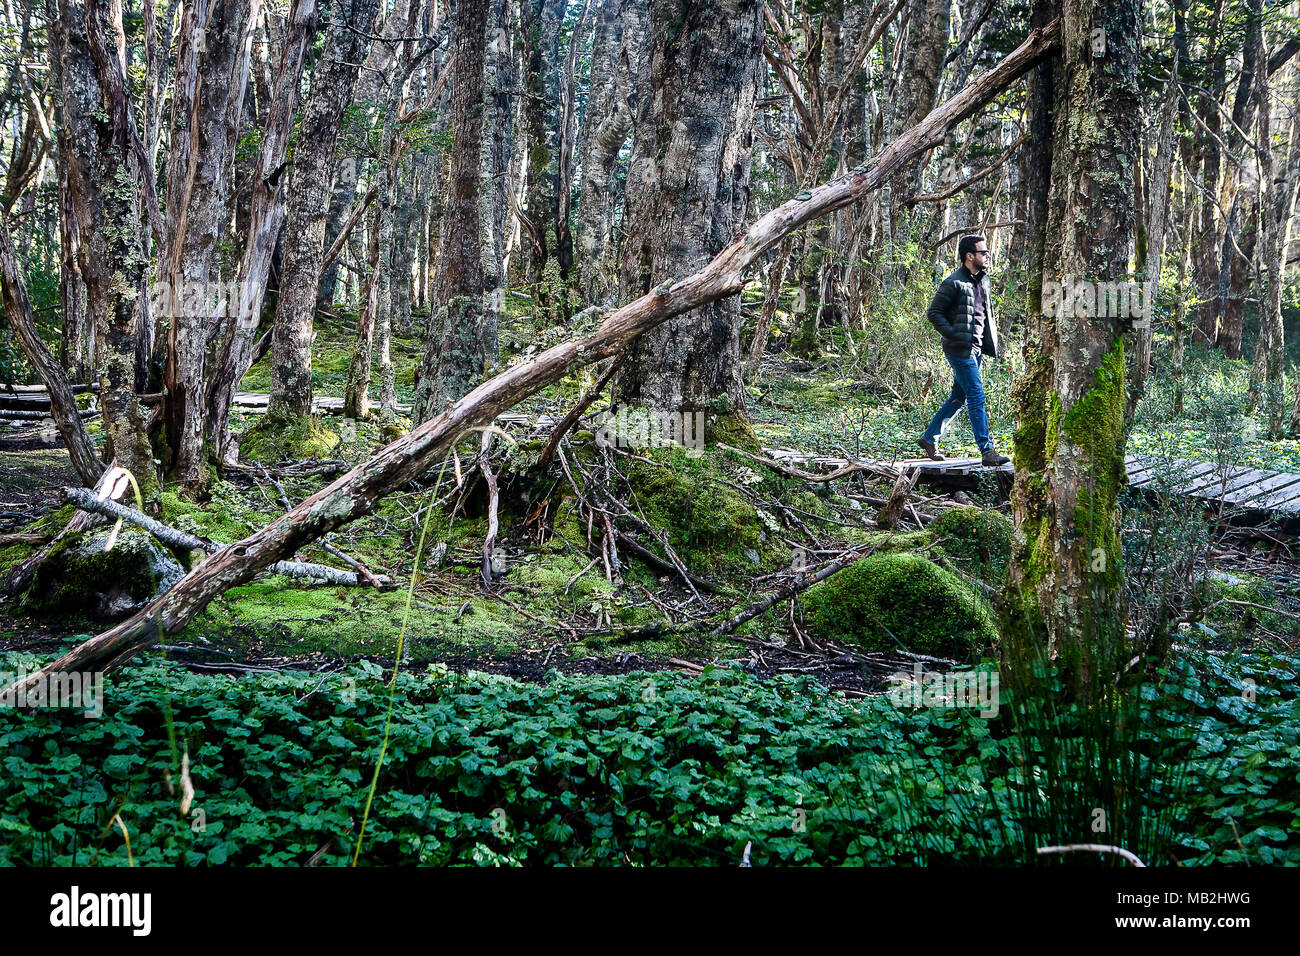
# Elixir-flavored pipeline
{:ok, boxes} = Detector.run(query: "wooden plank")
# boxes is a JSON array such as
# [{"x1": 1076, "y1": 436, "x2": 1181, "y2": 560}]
[
  {"x1": 1258, "y1": 484, "x2": 1300, "y2": 513},
  {"x1": 1243, "y1": 476, "x2": 1300, "y2": 511},
  {"x1": 1180, "y1": 466, "x2": 1268, "y2": 497},
  {"x1": 1129, "y1": 460, "x2": 1218, "y2": 490},
  {"x1": 1219, "y1": 471, "x2": 1300, "y2": 507}
]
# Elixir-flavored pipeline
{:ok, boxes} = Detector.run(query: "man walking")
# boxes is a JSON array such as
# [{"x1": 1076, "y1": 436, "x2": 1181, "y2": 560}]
[{"x1": 917, "y1": 235, "x2": 1011, "y2": 467}]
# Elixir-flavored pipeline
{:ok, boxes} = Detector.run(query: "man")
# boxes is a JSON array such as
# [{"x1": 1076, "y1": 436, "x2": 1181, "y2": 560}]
[{"x1": 916, "y1": 234, "x2": 1011, "y2": 467}]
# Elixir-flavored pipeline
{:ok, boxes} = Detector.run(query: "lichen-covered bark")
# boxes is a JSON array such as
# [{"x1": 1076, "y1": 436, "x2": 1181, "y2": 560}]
[
  {"x1": 57, "y1": 0, "x2": 162, "y2": 511},
  {"x1": 1000, "y1": 0, "x2": 1140, "y2": 693},
  {"x1": 267, "y1": 0, "x2": 382, "y2": 423},
  {"x1": 574, "y1": 0, "x2": 645, "y2": 304},
  {"x1": 612, "y1": 0, "x2": 763, "y2": 436}
]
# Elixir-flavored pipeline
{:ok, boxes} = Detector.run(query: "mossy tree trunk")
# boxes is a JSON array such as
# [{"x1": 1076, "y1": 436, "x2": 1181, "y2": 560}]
[
  {"x1": 267, "y1": 0, "x2": 382, "y2": 426},
  {"x1": 1000, "y1": 0, "x2": 1140, "y2": 694},
  {"x1": 611, "y1": 0, "x2": 764, "y2": 441},
  {"x1": 56, "y1": 0, "x2": 161, "y2": 513}
]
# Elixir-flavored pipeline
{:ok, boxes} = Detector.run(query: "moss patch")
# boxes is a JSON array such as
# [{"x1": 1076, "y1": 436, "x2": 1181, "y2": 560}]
[
  {"x1": 803, "y1": 552, "x2": 997, "y2": 661},
  {"x1": 239, "y1": 414, "x2": 340, "y2": 463},
  {"x1": 927, "y1": 506, "x2": 1013, "y2": 585}
]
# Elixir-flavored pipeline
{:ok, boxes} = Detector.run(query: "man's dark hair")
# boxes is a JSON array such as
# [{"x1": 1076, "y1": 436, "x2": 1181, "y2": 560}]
[{"x1": 957, "y1": 234, "x2": 986, "y2": 266}]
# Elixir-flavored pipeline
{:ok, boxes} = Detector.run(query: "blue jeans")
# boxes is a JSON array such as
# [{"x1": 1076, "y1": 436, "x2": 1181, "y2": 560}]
[{"x1": 921, "y1": 352, "x2": 991, "y2": 453}]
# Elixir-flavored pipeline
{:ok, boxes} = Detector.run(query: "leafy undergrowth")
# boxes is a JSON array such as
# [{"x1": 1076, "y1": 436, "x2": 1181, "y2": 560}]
[{"x1": 1, "y1": 647, "x2": 1295, "y2": 866}]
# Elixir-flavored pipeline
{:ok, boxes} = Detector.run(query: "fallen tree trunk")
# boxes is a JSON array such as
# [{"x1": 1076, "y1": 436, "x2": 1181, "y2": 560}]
[
  {"x1": 62, "y1": 487, "x2": 391, "y2": 587},
  {"x1": 5, "y1": 16, "x2": 1061, "y2": 690}
]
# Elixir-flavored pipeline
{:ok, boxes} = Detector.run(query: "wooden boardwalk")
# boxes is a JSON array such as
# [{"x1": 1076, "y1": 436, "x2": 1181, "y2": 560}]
[
  {"x1": 6, "y1": 385, "x2": 1300, "y2": 516},
  {"x1": 762, "y1": 448, "x2": 1300, "y2": 516}
]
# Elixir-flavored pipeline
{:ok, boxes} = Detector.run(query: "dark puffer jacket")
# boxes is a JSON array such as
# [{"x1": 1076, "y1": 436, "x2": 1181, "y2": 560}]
[{"x1": 925, "y1": 266, "x2": 1000, "y2": 359}]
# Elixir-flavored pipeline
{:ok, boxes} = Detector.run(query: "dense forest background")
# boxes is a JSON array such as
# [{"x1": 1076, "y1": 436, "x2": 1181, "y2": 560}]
[{"x1": 0, "y1": 0, "x2": 1298, "y2": 867}]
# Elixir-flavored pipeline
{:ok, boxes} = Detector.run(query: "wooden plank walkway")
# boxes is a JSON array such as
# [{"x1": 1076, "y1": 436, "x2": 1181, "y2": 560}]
[
  {"x1": 763, "y1": 448, "x2": 1300, "y2": 516},
  {"x1": 6, "y1": 385, "x2": 1300, "y2": 516}
]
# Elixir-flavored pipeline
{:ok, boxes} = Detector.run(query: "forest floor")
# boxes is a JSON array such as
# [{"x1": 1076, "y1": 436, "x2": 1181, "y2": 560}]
[{"x1": 3, "y1": 297, "x2": 1299, "y2": 691}]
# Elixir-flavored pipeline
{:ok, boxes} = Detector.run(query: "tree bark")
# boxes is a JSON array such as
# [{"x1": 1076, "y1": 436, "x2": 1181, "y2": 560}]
[
  {"x1": 207, "y1": 0, "x2": 320, "y2": 464},
  {"x1": 161, "y1": 0, "x2": 259, "y2": 492},
  {"x1": 1001, "y1": 0, "x2": 1140, "y2": 692},
  {"x1": 0, "y1": 215, "x2": 104, "y2": 486},
  {"x1": 56, "y1": 0, "x2": 162, "y2": 511},
  {"x1": 612, "y1": 0, "x2": 765, "y2": 438},
  {"x1": 413, "y1": 0, "x2": 503, "y2": 419},
  {"x1": 574, "y1": 0, "x2": 645, "y2": 305}
]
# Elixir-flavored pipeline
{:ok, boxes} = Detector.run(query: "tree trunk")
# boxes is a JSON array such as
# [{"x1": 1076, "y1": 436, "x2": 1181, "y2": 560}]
[
  {"x1": 413, "y1": 0, "x2": 499, "y2": 419},
  {"x1": 55, "y1": 0, "x2": 161, "y2": 510},
  {"x1": 0, "y1": 215, "x2": 104, "y2": 486},
  {"x1": 612, "y1": 0, "x2": 764, "y2": 440},
  {"x1": 267, "y1": 0, "x2": 382, "y2": 425},
  {"x1": 574, "y1": 0, "x2": 645, "y2": 305},
  {"x1": 1001, "y1": 0, "x2": 1140, "y2": 693},
  {"x1": 888, "y1": 0, "x2": 951, "y2": 241},
  {"x1": 518, "y1": 0, "x2": 569, "y2": 307},
  {"x1": 207, "y1": 0, "x2": 320, "y2": 464},
  {"x1": 161, "y1": 0, "x2": 259, "y2": 493},
  {"x1": 1250, "y1": 0, "x2": 1284, "y2": 440}
]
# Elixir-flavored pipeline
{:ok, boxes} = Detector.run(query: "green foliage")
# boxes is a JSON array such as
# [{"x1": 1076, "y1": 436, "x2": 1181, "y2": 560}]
[
  {"x1": 2, "y1": 647, "x2": 1293, "y2": 866},
  {"x1": 926, "y1": 506, "x2": 1013, "y2": 585},
  {"x1": 803, "y1": 553, "x2": 997, "y2": 661}
]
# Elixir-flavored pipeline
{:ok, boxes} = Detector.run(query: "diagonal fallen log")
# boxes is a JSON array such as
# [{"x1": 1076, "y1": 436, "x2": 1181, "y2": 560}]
[{"x1": 5, "y1": 16, "x2": 1061, "y2": 690}]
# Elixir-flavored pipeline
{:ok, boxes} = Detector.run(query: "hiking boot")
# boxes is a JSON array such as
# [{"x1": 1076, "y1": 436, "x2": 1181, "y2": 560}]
[
  {"x1": 981, "y1": 447, "x2": 1011, "y2": 467},
  {"x1": 916, "y1": 438, "x2": 944, "y2": 461}
]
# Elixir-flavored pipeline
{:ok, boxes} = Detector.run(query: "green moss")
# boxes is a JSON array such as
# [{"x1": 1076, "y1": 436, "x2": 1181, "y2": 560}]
[
  {"x1": 19, "y1": 526, "x2": 182, "y2": 619},
  {"x1": 927, "y1": 507, "x2": 1013, "y2": 585},
  {"x1": 180, "y1": 577, "x2": 529, "y2": 661},
  {"x1": 804, "y1": 553, "x2": 997, "y2": 661},
  {"x1": 626, "y1": 446, "x2": 778, "y2": 581},
  {"x1": 239, "y1": 414, "x2": 340, "y2": 463}
]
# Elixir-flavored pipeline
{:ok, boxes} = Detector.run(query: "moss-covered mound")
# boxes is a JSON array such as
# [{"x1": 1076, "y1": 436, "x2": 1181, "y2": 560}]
[
  {"x1": 803, "y1": 552, "x2": 997, "y2": 661},
  {"x1": 20, "y1": 525, "x2": 184, "y2": 620},
  {"x1": 624, "y1": 446, "x2": 781, "y2": 581},
  {"x1": 927, "y1": 506, "x2": 1013, "y2": 585},
  {"x1": 239, "y1": 414, "x2": 339, "y2": 463}
]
